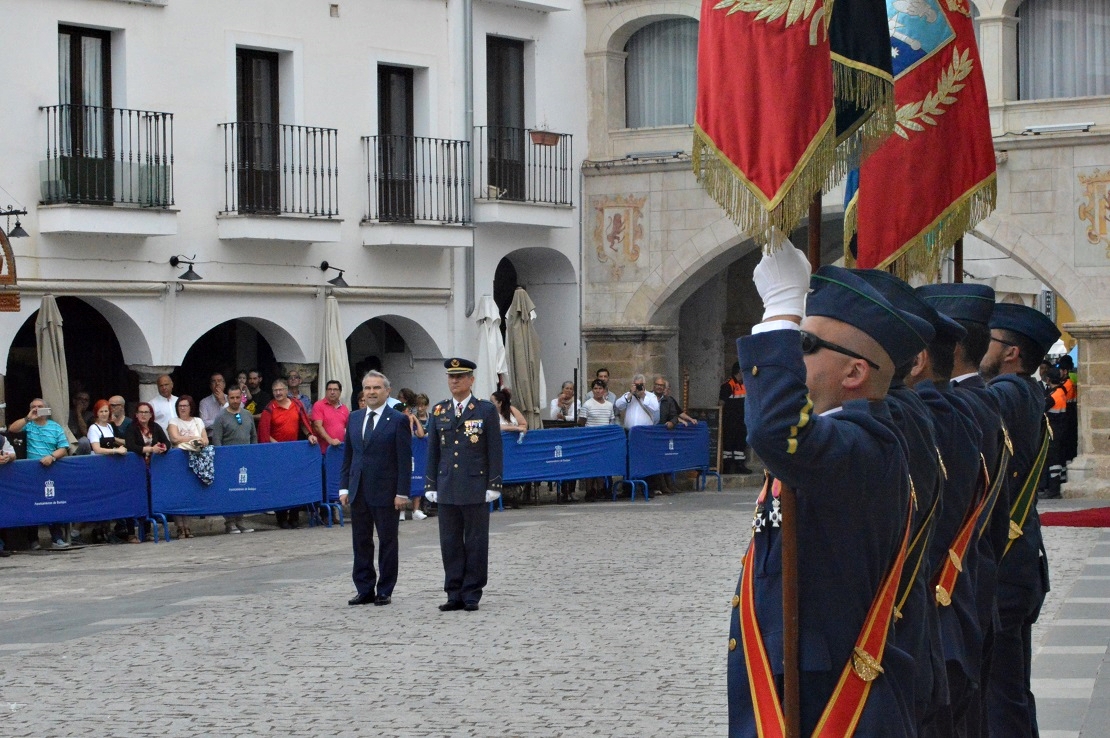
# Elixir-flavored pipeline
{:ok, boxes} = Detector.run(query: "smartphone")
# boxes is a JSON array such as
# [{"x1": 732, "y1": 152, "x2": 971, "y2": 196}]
[{"x1": 37, "y1": 407, "x2": 52, "y2": 417}]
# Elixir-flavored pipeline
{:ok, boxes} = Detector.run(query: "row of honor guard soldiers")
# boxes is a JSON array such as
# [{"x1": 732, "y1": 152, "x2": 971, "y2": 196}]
[{"x1": 728, "y1": 239, "x2": 1058, "y2": 738}]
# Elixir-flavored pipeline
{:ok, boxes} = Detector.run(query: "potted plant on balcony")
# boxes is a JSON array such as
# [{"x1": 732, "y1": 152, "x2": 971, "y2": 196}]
[{"x1": 529, "y1": 122, "x2": 561, "y2": 147}]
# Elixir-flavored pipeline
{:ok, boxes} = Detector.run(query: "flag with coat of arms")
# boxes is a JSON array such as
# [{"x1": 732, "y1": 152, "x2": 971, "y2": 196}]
[{"x1": 847, "y1": 0, "x2": 996, "y2": 275}]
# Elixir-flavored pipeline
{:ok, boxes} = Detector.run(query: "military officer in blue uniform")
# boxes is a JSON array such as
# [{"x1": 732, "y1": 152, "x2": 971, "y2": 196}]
[
  {"x1": 728, "y1": 243, "x2": 930, "y2": 737},
  {"x1": 424, "y1": 358, "x2": 504, "y2": 612},
  {"x1": 918, "y1": 282, "x2": 1007, "y2": 738},
  {"x1": 857, "y1": 269, "x2": 986, "y2": 736},
  {"x1": 978, "y1": 304, "x2": 1060, "y2": 738}
]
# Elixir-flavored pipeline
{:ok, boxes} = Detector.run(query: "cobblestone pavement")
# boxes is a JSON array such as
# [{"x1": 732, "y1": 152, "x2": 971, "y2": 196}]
[{"x1": 0, "y1": 490, "x2": 1106, "y2": 736}]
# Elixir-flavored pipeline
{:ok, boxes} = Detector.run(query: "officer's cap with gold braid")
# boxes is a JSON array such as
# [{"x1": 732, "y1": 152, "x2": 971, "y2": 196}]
[
  {"x1": 807, "y1": 266, "x2": 934, "y2": 368},
  {"x1": 915, "y1": 283, "x2": 996, "y2": 326},
  {"x1": 853, "y1": 269, "x2": 967, "y2": 344},
  {"x1": 443, "y1": 357, "x2": 477, "y2": 375},
  {"x1": 988, "y1": 303, "x2": 1061, "y2": 357}
]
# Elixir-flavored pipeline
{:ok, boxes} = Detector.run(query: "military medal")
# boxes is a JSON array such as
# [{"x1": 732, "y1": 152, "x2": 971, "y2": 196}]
[
  {"x1": 470, "y1": 434, "x2": 479, "y2": 443},
  {"x1": 768, "y1": 497, "x2": 782, "y2": 527}
]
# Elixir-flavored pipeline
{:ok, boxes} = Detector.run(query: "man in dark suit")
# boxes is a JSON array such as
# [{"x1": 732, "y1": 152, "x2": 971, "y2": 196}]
[
  {"x1": 424, "y1": 358, "x2": 503, "y2": 612},
  {"x1": 339, "y1": 370, "x2": 412, "y2": 607}
]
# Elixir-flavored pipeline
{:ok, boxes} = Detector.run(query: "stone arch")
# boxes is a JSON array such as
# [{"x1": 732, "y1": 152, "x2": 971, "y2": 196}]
[
  {"x1": 588, "y1": 1, "x2": 700, "y2": 54},
  {"x1": 615, "y1": 214, "x2": 752, "y2": 325},
  {"x1": 351, "y1": 313, "x2": 446, "y2": 360},
  {"x1": 174, "y1": 316, "x2": 307, "y2": 366},
  {"x1": 79, "y1": 296, "x2": 154, "y2": 365},
  {"x1": 971, "y1": 213, "x2": 1099, "y2": 321}
]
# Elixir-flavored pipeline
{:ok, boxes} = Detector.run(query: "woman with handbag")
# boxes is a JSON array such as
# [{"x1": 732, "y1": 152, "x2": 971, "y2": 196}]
[
  {"x1": 167, "y1": 395, "x2": 213, "y2": 538},
  {"x1": 85, "y1": 400, "x2": 134, "y2": 543}
]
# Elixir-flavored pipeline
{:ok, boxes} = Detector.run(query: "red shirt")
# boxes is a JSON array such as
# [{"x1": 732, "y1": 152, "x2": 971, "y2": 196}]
[
  {"x1": 312, "y1": 399, "x2": 349, "y2": 454},
  {"x1": 267, "y1": 403, "x2": 302, "y2": 442}
]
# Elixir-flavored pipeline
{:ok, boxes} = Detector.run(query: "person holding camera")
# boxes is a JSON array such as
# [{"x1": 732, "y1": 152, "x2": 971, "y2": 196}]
[
  {"x1": 8, "y1": 399, "x2": 72, "y2": 548},
  {"x1": 614, "y1": 373, "x2": 659, "y2": 430}
]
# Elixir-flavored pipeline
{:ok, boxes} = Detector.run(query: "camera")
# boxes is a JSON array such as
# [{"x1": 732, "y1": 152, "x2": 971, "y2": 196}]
[
  {"x1": 634, "y1": 383, "x2": 645, "y2": 392},
  {"x1": 36, "y1": 407, "x2": 52, "y2": 418}
]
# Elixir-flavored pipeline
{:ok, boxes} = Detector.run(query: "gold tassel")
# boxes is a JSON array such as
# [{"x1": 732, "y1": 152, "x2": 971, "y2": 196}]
[
  {"x1": 878, "y1": 173, "x2": 998, "y2": 280},
  {"x1": 693, "y1": 122, "x2": 837, "y2": 246},
  {"x1": 827, "y1": 60, "x2": 895, "y2": 191}
]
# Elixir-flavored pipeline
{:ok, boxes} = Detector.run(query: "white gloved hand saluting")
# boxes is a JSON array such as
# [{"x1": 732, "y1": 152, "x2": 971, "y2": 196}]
[
  {"x1": 752, "y1": 229, "x2": 811, "y2": 321},
  {"x1": 424, "y1": 490, "x2": 437, "y2": 503},
  {"x1": 485, "y1": 490, "x2": 501, "y2": 503}
]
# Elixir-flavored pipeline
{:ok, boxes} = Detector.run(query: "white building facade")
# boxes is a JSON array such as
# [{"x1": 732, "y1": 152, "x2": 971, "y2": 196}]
[{"x1": 0, "y1": 0, "x2": 585, "y2": 421}]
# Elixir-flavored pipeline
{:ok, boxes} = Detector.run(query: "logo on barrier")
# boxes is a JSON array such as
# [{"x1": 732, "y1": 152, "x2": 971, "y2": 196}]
[
  {"x1": 44, "y1": 480, "x2": 55, "y2": 498},
  {"x1": 238, "y1": 467, "x2": 248, "y2": 485},
  {"x1": 554, "y1": 445, "x2": 563, "y2": 459},
  {"x1": 668, "y1": 440, "x2": 675, "y2": 451}
]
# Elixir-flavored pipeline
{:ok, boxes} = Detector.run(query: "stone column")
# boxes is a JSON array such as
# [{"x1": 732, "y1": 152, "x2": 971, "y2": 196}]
[
  {"x1": 129, "y1": 364, "x2": 178, "y2": 404},
  {"x1": 976, "y1": 14, "x2": 1019, "y2": 104},
  {"x1": 583, "y1": 326, "x2": 678, "y2": 390},
  {"x1": 1062, "y1": 321, "x2": 1110, "y2": 499}
]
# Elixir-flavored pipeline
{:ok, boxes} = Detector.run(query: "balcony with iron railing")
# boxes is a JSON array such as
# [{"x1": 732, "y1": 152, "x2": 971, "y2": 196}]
[
  {"x1": 473, "y1": 126, "x2": 574, "y2": 228},
  {"x1": 37, "y1": 104, "x2": 178, "y2": 237},
  {"x1": 360, "y1": 134, "x2": 473, "y2": 248},
  {"x1": 216, "y1": 121, "x2": 342, "y2": 243}
]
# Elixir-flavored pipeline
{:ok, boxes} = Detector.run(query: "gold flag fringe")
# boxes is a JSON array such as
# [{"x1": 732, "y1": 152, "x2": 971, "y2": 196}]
[
  {"x1": 693, "y1": 123, "x2": 837, "y2": 246},
  {"x1": 878, "y1": 173, "x2": 997, "y2": 280},
  {"x1": 827, "y1": 61, "x2": 895, "y2": 192},
  {"x1": 843, "y1": 191, "x2": 859, "y2": 266}
]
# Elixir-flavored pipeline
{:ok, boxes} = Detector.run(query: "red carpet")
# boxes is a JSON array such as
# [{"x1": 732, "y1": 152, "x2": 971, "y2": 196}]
[{"x1": 1040, "y1": 507, "x2": 1110, "y2": 527}]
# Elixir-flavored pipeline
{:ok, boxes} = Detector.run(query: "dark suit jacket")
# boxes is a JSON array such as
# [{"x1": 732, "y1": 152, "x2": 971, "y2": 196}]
[
  {"x1": 424, "y1": 397, "x2": 503, "y2": 505},
  {"x1": 339, "y1": 405, "x2": 412, "y2": 506}
]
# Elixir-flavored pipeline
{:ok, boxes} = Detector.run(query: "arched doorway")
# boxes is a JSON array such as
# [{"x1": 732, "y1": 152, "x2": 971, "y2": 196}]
[
  {"x1": 492, "y1": 247, "x2": 578, "y2": 401},
  {"x1": 176, "y1": 320, "x2": 278, "y2": 403},
  {"x1": 347, "y1": 315, "x2": 444, "y2": 406},
  {"x1": 5, "y1": 296, "x2": 135, "y2": 427}
]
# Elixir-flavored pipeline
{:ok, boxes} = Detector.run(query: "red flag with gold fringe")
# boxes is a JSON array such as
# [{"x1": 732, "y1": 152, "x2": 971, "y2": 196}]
[
  {"x1": 853, "y1": 0, "x2": 996, "y2": 275},
  {"x1": 693, "y1": 0, "x2": 837, "y2": 240}
]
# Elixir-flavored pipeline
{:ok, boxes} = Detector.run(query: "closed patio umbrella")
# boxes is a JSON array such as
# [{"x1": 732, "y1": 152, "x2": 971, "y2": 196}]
[
  {"x1": 36, "y1": 294, "x2": 76, "y2": 443},
  {"x1": 318, "y1": 295, "x2": 353, "y2": 404},
  {"x1": 475, "y1": 295, "x2": 508, "y2": 401},
  {"x1": 505, "y1": 287, "x2": 543, "y2": 430}
]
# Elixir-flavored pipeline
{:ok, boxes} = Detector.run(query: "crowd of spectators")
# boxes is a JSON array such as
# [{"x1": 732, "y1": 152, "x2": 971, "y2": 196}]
[{"x1": 0, "y1": 363, "x2": 738, "y2": 551}]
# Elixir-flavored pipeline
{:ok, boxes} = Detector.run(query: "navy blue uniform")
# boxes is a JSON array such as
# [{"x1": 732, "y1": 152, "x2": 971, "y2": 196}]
[
  {"x1": 425, "y1": 397, "x2": 503, "y2": 606},
  {"x1": 886, "y1": 382, "x2": 949, "y2": 726},
  {"x1": 986, "y1": 375, "x2": 1049, "y2": 738},
  {"x1": 917, "y1": 380, "x2": 985, "y2": 734},
  {"x1": 728, "y1": 330, "x2": 915, "y2": 737},
  {"x1": 339, "y1": 404, "x2": 412, "y2": 599}
]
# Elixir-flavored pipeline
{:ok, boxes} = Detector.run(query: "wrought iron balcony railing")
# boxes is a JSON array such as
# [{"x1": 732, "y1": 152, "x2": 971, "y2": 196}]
[
  {"x1": 39, "y1": 104, "x2": 174, "y2": 207},
  {"x1": 474, "y1": 126, "x2": 573, "y2": 206},
  {"x1": 218, "y1": 121, "x2": 338, "y2": 217},
  {"x1": 362, "y1": 134, "x2": 471, "y2": 225}
]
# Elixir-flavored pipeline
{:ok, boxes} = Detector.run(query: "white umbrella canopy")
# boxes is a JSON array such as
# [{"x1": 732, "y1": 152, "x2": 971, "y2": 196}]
[
  {"x1": 475, "y1": 295, "x2": 508, "y2": 401},
  {"x1": 505, "y1": 287, "x2": 543, "y2": 430},
  {"x1": 318, "y1": 295, "x2": 354, "y2": 405},
  {"x1": 36, "y1": 295, "x2": 76, "y2": 443}
]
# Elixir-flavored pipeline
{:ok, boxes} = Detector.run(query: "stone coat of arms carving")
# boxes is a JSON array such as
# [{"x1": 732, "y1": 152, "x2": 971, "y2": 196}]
[{"x1": 593, "y1": 194, "x2": 645, "y2": 280}]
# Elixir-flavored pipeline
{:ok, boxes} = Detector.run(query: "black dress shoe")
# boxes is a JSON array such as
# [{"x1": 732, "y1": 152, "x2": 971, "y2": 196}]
[
  {"x1": 438, "y1": 600, "x2": 464, "y2": 612},
  {"x1": 374, "y1": 596, "x2": 392, "y2": 606},
  {"x1": 348, "y1": 593, "x2": 375, "y2": 606},
  {"x1": 464, "y1": 602, "x2": 480, "y2": 612}
]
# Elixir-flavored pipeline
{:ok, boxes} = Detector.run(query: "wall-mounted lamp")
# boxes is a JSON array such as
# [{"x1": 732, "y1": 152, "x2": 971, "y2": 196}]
[
  {"x1": 320, "y1": 260, "x2": 348, "y2": 288},
  {"x1": 169, "y1": 255, "x2": 202, "y2": 281},
  {"x1": 2, "y1": 207, "x2": 28, "y2": 238},
  {"x1": 1023, "y1": 122, "x2": 1094, "y2": 135}
]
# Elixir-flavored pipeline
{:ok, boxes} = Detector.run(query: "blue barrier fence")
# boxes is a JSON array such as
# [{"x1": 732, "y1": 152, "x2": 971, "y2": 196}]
[
  {"x1": 502, "y1": 425, "x2": 626, "y2": 484},
  {"x1": 150, "y1": 442, "x2": 321, "y2": 516},
  {"x1": 0, "y1": 454, "x2": 149, "y2": 528},
  {"x1": 0, "y1": 425, "x2": 715, "y2": 528}
]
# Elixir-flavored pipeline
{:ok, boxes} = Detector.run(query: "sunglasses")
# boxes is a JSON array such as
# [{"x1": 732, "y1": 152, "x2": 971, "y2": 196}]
[
  {"x1": 990, "y1": 336, "x2": 1019, "y2": 348},
  {"x1": 234, "y1": 412, "x2": 242, "y2": 425},
  {"x1": 800, "y1": 330, "x2": 881, "y2": 371}
]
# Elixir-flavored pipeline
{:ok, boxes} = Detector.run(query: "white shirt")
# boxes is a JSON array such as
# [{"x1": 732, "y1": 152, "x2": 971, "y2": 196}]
[
  {"x1": 581, "y1": 398, "x2": 615, "y2": 427},
  {"x1": 199, "y1": 394, "x2": 229, "y2": 429},
  {"x1": 549, "y1": 397, "x2": 582, "y2": 420},
  {"x1": 148, "y1": 394, "x2": 178, "y2": 433},
  {"x1": 614, "y1": 391, "x2": 659, "y2": 429},
  {"x1": 361, "y1": 404, "x2": 383, "y2": 438},
  {"x1": 86, "y1": 423, "x2": 116, "y2": 445}
]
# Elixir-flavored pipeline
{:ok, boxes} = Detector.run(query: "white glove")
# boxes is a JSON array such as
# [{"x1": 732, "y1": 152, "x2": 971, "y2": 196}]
[
  {"x1": 425, "y1": 490, "x2": 437, "y2": 503},
  {"x1": 753, "y1": 229, "x2": 811, "y2": 321},
  {"x1": 485, "y1": 489, "x2": 501, "y2": 503}
]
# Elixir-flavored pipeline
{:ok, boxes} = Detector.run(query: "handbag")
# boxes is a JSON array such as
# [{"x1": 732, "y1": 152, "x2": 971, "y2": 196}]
[{"x1": 176, "y1": 438, "x2": 205, "y2": 453}]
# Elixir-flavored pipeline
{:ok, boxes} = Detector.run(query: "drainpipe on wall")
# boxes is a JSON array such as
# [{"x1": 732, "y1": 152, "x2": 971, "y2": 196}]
[{"x1": 464, "y1": 0, "x2": 476, "y2": 318}]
